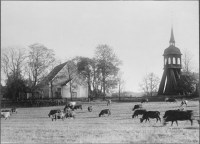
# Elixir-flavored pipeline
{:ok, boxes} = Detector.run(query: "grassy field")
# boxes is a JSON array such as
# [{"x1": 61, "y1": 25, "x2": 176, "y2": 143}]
[{"x1": 1, "y1": 100, "x2": 199, "y2": 143}]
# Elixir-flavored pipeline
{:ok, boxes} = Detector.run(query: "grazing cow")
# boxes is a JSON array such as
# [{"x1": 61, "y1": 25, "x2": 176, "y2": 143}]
[
  {"x1": 99, "y1": 109, "x2": 111, "y2": 117},
  {"x1": 1, "y1": 109, "x2": 12, "y2": 115},
  {"x1": 180, "y1": 100, "x2": 188, "y2": 106},
  {"x1": 64, "y1": 104, "x2": 74, "y2": 111},
  {"x1": 73, "y1": 105, "x2": 82, "y2": 110},
  {"x1": 197, "y1": 120, "x2": 200, "y2": 125},
  {"x1": 11, "y1": 107, "x2": 17, "y2": 113},
  {"x1": 48, "y1": 109, "x2": 61, "y2": 117},
  {"x1": 163, "y1": 110, "x2": 178, "y2": 118},
  {"x1": 64, "y1": 102, "x2": 76, "y2": 110},
  {"x1": 69, "y1": 102, "x2": 76, "y2": 107},
  {"x1": 165, "y1": 98, "x2": 177, "y2": 103},
  {"x1": 1, "y1": 111, "x2": 11, "y2": 120},
  {"x1": 65, "y1": 110, "x2": 76, "y2": 119},
  {"x1": 52, "y1": 111, "x2": 66, "y2": 121},
  {"x1": 107, "y1": 99, "x2": 111, "y2": 106},
  {"x1": 140, "y1": 111, "x2": 161, "y2": 123},
  {"x1": 88, "y1": 106, "x2": 92, "y2": 112},
  {"x1": 141, "y1": 99, "x2": 148, "y2": 103},
  {"x1": 163, "y1": 110, "x2": 194, "y2": 126},
  {"x1": 132, "y1": 109, "x2": 146, "y2": 118},
  {"x1": 132, "y1": 104, "x2": 142, "y2": 111}
]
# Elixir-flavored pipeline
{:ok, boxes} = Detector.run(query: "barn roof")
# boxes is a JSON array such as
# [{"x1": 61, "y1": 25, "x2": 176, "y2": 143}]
[{"x1": 46, "y1": 62, "x2": 68, "y2": 82}]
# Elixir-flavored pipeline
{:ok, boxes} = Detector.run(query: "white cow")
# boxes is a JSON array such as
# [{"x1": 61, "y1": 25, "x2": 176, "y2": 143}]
[
  {"x1": 69, "y1": 102, "x2": 76, "y2": 108},
  {"x1": 52, "y1": 111, "x2": 66, "y2": 121},
  {"x1": 1, "y1": 111, "x2": 11, "y2": 120},
  {"x1": 181, "y1": 100, "x2": 188, "y2": 106}
]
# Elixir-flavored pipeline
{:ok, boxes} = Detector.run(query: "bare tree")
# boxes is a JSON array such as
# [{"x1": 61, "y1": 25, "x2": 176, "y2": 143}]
[
  {"x1": 95, "y1": 44, "x2": 122, "y2": 100},
  {"x1": 1, "y1": 47, "x2": 27, "y2": 79},
  {"x1": 182, "y1": 49, "x2": 195, "y2": 73},
  {"x1": 139, "y1": 73, "x2": 160, "y2": 96},
  {"x1": 117, "y1": 71, "x2": 125, "y2": 100},
  {"x1": 27, "y1": 43, "x2": 55, "y2": 98},
  {"x1": 1, "y1": 46, "x2": 27, "y2": 100}
]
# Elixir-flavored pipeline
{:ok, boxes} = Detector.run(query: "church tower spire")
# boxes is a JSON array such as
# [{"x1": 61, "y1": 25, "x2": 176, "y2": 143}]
[{"x1": 169, "y1": 26, "x2": 175, "y2": 46}]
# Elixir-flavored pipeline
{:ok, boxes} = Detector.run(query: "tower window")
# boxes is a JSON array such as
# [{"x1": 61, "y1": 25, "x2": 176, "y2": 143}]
[
  {"x1": 173, "y1": 57, "x2": 176, "y2": 64},
  {"x1": 177, "y1": 58, "x2": 180, "y2": 64},
  {"x1": 165, "y1": 58, "x2": 167, "y2": 65},
  {"x1": 168, "y1": 58, "x2": 171, "y2": 64}
]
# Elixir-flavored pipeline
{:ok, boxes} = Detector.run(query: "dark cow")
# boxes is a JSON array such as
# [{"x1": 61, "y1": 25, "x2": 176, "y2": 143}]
[
  {"x1": 88, "y1": 106, "x2": 92, "y2": 112},
  {"x1": 48, "y1": 109, "x2": 61, "y2": 117},
  {"x1": 163, "y1": 110, "x2": 178, "y2": 119},
  {"x1": 11, "y1": 107, "x2": 17, "y2": 113},
  {"x1": 141, "y1": 99, "x2": 148, "y2": 103},
  {"x1": 74, "y1": 105, "x2": 82, "y2": 110},
  {"x1": 99, "y1": 109, "x2": 111, "y2": 117},
  {"x1": 163, "y1": 109, "x2": 185, "y2": 119},
  {"x1": 64, "y1": 104, "x2": 74, "y2": 111},
  {"x1": 140, "y1": 111, "x2": 161, "y2": 123},
  {"x1": 163, "y1": 110, "x2": 194, "y2": 126},
  {"x1": 165, "y1": 98, "x2": 177, "y2": 103},
  {"x1": 180, "y1": 100, "x2": 188, "y2": 106},
  {"x1": 132, "y1": 109, "x2": 146, "y2": 118},
  {"x1": 132, "y1": 104, "x2": 142, "y2": 111}
]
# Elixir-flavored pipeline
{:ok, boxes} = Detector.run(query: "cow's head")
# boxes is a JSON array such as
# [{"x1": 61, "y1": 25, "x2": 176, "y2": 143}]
[{"x1": 140, "y1": 118, "x2": 144, "y2": 123}]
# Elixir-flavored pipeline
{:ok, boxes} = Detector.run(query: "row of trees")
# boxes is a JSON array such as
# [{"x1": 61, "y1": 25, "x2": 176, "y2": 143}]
[
  {"x1": 1, "y1": 44, "x2": 123, "y2": 101},
  {"x1": 2, "y1": 44, "x2": 60, "y2": 100},
  {"x1": 1, "y1": 43, "x2": 198, "y2": 101}
]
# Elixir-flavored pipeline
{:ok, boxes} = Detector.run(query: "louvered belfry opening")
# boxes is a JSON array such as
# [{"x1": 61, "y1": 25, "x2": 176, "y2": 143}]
[{"x1": 158, "y1": 27, "x2": 182, "y2": 95}]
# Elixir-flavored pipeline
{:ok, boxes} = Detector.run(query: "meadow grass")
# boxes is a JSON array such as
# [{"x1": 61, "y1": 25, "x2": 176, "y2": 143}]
[{"x1": 1, "y1": 100, "x2": 199, "y2": 143}]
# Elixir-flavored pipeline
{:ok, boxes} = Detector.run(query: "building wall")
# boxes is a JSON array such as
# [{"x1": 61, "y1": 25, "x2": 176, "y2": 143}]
[
  {"x1": 41, "y1": 64, "x2": 88, "y2": 99},
  {"x1": 61, "y1": 84, "x2": 88, "y2": 98}
]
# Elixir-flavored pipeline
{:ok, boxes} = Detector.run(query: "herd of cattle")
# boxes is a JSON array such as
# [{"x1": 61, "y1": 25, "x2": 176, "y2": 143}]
[
  {"x1": 132, "y1": 98, "x2": 199, "y2": 126},
  {"x1": 1, "y1": 98, "x2": 199, "y2": 126}
]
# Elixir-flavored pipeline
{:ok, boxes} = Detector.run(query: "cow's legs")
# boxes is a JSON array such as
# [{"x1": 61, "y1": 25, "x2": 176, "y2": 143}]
[
  {"x1": 171, "y1": 121, "x2": 174, "y2": 126},
  {"x1": 175, "y1": 121, "x2": 178, "y2": 126},
  {"x1": 189, "y1": 119, "x2": 193, "y2": 125}
]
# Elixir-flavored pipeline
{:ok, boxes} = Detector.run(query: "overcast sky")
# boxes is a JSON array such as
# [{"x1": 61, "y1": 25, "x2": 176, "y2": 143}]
[{"x1": 1, "y1": 1, "x2": 199, "y2": 92}]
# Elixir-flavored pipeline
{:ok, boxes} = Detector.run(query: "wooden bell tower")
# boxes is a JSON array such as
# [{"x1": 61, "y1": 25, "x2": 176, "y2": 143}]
[{"x1": 158, "y1": 27, "x2": 182, "y2": 95}]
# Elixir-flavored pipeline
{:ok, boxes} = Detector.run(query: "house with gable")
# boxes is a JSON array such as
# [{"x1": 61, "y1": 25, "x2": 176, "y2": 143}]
[{"x1": 41, "y1": 62, "x2": 88, "y2": 99}]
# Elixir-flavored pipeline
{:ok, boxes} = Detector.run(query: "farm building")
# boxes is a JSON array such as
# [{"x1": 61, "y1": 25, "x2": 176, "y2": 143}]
[{"x1": 39, "y1": 61, "x2": 88, "y2": 99}]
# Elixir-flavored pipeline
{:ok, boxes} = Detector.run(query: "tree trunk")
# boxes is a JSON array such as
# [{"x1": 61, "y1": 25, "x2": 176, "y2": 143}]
[
  {"x1": 50, "y1": 82, "x2": 53, "y2": 99},
  {"x1": 88, "y1": 83, "x2": 91, "y2": 102},
  {"x1": 103, "y1": 73, "x2": 106, "y2": 100},
  {"x1": 70, "y1": 81, "x2": 72, "y2": 101},
  {"x1": 119, "y1": 83, "x2": 121, "y2": 101}
]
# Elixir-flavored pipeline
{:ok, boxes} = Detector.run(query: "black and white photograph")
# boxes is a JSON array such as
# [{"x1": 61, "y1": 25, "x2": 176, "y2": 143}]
[{"x1": 1, "y1": 1, "x2": 199, "y2": 143}]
